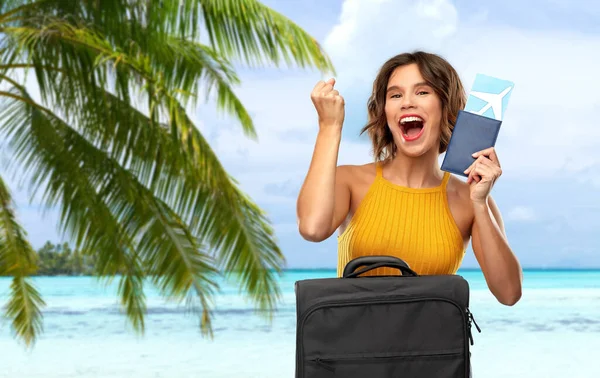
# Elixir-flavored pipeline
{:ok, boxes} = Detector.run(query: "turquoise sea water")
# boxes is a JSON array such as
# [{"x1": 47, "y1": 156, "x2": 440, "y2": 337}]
[{"x1": 2, "y1": 269, "x2": 600, "y2": 377}]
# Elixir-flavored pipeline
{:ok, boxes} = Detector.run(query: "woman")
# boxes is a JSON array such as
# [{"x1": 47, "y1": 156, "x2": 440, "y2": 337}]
[{"x1": 296, "y1": 51, "x2": 522, "y2": 306}]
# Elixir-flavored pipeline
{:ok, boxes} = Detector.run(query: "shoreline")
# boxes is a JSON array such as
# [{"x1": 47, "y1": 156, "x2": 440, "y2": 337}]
[{"x1": 1, "y1": 267, "x2": 599, "y2": 279}]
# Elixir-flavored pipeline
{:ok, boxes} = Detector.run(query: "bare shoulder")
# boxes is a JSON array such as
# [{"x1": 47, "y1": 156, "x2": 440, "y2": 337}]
[
  {"x1": 446, "y1": 174, "x2": 471, "y2": 203},
  {"x1": 337, "y1": 162, "x2": 378, "y2": 188}
]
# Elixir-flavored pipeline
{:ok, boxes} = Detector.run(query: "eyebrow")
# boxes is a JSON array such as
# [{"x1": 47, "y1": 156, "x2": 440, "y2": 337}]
[{"x1": 386, "y1": 81, "x2": 431, "y2": 92}]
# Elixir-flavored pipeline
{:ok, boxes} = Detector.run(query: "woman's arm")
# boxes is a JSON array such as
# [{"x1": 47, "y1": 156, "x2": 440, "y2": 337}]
[
  {"x1": 296, "y1": 129, "x2": 351, "y2": 242},
  {"x1": 465, "y1": 147, "x2": 523, "y2": 306},
  {"x1": 471, "y1": 196, "x2": 523, "y2": 306},
  {"x1": 296, "y1": 78, "x2": 351, "y2": 242}
]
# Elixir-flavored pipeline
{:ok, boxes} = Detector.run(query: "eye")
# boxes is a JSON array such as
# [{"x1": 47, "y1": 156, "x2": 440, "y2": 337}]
[
  {"x1": 390, "y1": 93, "x2": 402, "y2": 99},
  {"x1": 417, "y1": 91, "x2": 429, "y2": 95}
]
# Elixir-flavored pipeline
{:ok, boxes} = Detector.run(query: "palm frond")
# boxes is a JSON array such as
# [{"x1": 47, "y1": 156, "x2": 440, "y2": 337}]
[
  {"x1": 164, "y1": 102, "x2": 286, "y2": 317},
  {"x1": 0, "y1": 175, "x2": 45, "y2": 348},
  {"x1": 0, "y1": 0, "x2": 42, "y2": 24},
  {"x1": 0, "y1": 83, "x2": 221, "y2": 335},
  {"x1": 1, "y1": 19, "x2": 261, "y2": 232},
  {"x1": 0, "y1": 84, "x2": 150, "y2": 336},
  {"x1": 1, "y1": 83, "x2": 150, "y2": 334},
  {"x1": 2, "y1": 17, "x2": 256, "y2": 138},
  {"x1": 144, "y1": 34, "x2": 256, "y2": 138},
  {"x1": 197, "y1": 0, "x2": 336, "y2": 72},
  {"x1": 0, "y1": 0, "x2": 335, "y2": 346}
]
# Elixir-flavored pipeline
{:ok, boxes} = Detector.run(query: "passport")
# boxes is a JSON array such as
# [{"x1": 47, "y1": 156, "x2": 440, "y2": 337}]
[{"x1": 441, "y1": 74, "x2": 515, "y2": 177}]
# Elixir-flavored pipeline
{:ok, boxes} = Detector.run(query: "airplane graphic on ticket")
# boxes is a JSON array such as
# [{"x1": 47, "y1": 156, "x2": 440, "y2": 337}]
[{"x1": 464, "y1": 74, "x2": 514, "y2": 121}]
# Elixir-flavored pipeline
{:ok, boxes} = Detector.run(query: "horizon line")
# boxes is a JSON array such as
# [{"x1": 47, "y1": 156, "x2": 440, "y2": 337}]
[{"x1": 279, "y1": 267, "x2": 600, "y2": 271}]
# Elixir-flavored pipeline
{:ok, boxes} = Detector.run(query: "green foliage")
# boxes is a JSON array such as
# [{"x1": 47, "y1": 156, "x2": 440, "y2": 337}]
[
  {"x1": 30, "y1": 241, "x2": 96, "y2": 276},
  {"x1": 0, "y1": 0, "x2": 335, "y2": 348}
]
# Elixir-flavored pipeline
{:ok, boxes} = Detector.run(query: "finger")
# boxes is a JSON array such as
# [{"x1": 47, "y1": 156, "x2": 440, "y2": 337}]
[
  {"x1": 467, "y1": 171, "x2": 481, "y2": 184},
  {"x1": 464, "y1": 155, "x2": 486, "y2": 175},
  {"x1": 477, "y1": 156, "x2": 496, "y2": 167},
  {"x1": 472, "y1": 147, "x2": 500, "y2": 166},
  {"x1": 328, "y1": 90, "x2": 340, "y2": 97},
  {"x1": 320, "y1": 83, "x2": 335, "y2": 96},
  {"x1": 467, "y1": 172, "x2": 480, "y2": 184},
  {"x1": 467, "y1": 162, "x2": 478, "y2": 183},
  {"x1": 486, "y1": 148, "x2": 500, "y2": 167},
  {"x1": 464, "y1": 157, "x2": 479, "y2": 175},
  {"x1": 472, "y1": 164, "x2": 496, "y2": 183},
  {"x1": 469, "y1": 159, "x2": 495, "y2": 183},
  {"x1": 313, "y1": 78, "x2": 335, "y2": 93},
  {"x1": 318, "y1": 78, "x2": 335, "y2": 94},
  {"x1": 465, "y1": 164, "x2": 473, "y2": 177},
  {"x1": 479, "y1": 158, "x2": 503, "y2": 177},
  {"x1": 313, "y1": 80, "x2": 327, "y2": 92},
  {"x1": 472, "y1": 163, "x2": 491, "y2": 176},
  {"x1": 472, "y1": 147, "x2": 493, "y2": 157},
  {"x1": 475, "y1": 158, "x2": 503, "y2": 178},
  {"x1": 489, "y1": 147, "x2": 500, "y2": 165}
]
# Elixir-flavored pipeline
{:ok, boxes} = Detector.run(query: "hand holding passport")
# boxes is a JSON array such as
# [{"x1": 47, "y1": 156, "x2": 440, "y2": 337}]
[{"x1": 441, "y1": 74, "x2": 514, "y2": 177}]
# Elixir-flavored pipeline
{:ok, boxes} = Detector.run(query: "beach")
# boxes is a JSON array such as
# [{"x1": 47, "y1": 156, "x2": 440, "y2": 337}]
[{"x1": 2, "y1": 270, "x2": 600, "y2": 377}]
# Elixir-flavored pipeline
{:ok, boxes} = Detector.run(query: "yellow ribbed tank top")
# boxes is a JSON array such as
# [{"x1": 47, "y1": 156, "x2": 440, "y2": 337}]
[{"x1": 337, "y1": 162, "x2": 466, "y2": 277}]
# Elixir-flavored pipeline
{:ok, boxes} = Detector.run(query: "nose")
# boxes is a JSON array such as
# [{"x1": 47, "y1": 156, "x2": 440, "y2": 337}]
[{"x1": 400, "y1": 93, "x2": 416, "y2": 110}]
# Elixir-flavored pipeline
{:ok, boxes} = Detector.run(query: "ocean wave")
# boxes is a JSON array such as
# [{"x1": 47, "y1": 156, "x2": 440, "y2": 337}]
[{"x1": 41, "y1": 305, "x2": 296, "y2": 316}]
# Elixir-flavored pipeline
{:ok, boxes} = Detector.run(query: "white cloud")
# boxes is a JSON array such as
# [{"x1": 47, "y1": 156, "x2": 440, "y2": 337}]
[
  {"x1": 198, "y1": 68, "x2": 374, "y2": 207},
  {"x1": 324, "y1": 0, "x2": 459, "y2": 88},
  {"x1": 207, "y1": 0, "x2": 600, "y2": 188},
  {"x1": 212, "y1": 124, "x2": 371, "y2": 205},
  {"x1": 203, "y1": 5, "x2": 597, "y2": 222},
  {"x1": 317, "y1": 0, "x2": 600, "y2": 182},
  {"x1": 202, "y1": 0, "x2": 600, "y2": 211},
  {"x1": 2, "y1": 0, "x2": 598, "y2": 267},
  {"x1": 506, "y1": 206, "x2": 537, "y2": 222}
]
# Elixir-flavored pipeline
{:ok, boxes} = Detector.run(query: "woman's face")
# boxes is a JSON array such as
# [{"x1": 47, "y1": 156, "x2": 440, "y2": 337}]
[{"x1": 384, "y1": 63, "x2": 443, "y2": 158}]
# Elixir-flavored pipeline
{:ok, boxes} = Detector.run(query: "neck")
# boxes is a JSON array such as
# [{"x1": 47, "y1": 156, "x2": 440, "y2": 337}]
[{"x1": 384, "y1": 148, "x2": 443, "y2": 188}]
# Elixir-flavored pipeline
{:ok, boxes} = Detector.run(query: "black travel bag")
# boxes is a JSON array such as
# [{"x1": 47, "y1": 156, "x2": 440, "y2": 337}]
[{"x1": 294, "y1": 256, "x2": 481, "y2": 377}]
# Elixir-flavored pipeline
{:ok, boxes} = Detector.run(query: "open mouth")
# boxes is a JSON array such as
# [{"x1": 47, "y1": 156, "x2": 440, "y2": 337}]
[{"x1": 399, "y1": 115, "x2": 425, "y2": 141}]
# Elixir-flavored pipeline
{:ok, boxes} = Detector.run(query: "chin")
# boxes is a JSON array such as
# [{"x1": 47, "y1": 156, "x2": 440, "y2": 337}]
[
  {"x1": 397, "y1": 145, "x2": 432, "y2": 158},
  {"x1": 398, "y1": 146, "x2": 429, "y2": 157},
  {"x1": 394, "y1": 133, "x2": 438, "y2": 158}
]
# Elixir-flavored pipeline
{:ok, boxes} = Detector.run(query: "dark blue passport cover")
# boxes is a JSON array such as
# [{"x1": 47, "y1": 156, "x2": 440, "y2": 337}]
[{"x1": 441, "y1": 110, "x2": 502, "y2": 177}]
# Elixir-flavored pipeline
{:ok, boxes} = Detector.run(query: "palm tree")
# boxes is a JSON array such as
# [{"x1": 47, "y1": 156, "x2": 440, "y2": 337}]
[{"x1": 0, "y1": 0, "x2": 334, "y2": 347}]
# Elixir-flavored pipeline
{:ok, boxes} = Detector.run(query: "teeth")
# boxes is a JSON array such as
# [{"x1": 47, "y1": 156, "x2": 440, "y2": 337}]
[{"x1": 400, "y1": 116, "x2": 424, "y2": 124}]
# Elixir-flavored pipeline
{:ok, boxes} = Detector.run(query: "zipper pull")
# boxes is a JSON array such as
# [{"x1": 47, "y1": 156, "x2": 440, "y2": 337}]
[
  {"x1": 466, "y1": 308, "x2": 481, "y2": 346},
  {"x1": 470, "y1": 311, "x2": 481, "y2": 333},
  {"x1": 468, "y1": 321, "x2": 474, "y2": 346},
  {"x1": 315, "y1": 358, "x2": 336, "y2": 373}
]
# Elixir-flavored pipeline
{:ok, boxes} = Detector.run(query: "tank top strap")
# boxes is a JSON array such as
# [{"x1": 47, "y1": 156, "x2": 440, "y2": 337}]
[
  {"x1": 375, "y1": 161, "x2": 383, "y2": 177},
  {"x1": 441, "y1": 171, "x2": 450, "y2": 188}
]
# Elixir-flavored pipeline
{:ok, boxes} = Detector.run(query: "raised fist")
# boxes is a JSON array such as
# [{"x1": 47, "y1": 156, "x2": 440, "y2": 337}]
[{"x1": 310, "y1": 78, "x2": 345, "y2": 128}]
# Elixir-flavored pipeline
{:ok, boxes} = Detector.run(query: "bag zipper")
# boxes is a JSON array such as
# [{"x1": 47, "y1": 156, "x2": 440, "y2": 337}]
[
  {"x1": 314, "y1": 358, "x2": 336, "y2": 372},
  {"x1": 297, "y1": 295, "x2": 479, "y2": 378},
  {"x1": 466, "y1": 307, "x2": 481, "y2": 345},
  {"x1": 310, "y1": 349, "x2": 464, "y2": 373}
]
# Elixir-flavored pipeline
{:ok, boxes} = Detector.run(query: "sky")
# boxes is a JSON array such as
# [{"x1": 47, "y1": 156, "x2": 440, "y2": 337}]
[{"x1": 2, "y1": 0, "x2": 600, "y2": 269}]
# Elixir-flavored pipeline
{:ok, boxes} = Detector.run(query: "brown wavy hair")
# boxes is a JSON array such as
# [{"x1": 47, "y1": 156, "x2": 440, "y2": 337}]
[{"x1": 360, "y1": 51, "x2": 466, "y2": 161}]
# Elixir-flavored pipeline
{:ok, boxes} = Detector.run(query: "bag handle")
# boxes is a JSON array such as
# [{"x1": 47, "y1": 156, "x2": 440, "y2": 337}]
[{"x1": 342, "y1": 256, "x2": 418, "y2": 278}]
